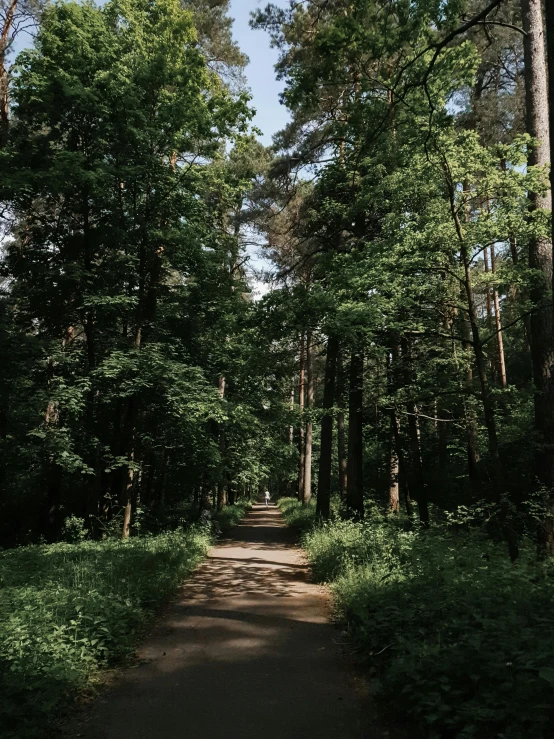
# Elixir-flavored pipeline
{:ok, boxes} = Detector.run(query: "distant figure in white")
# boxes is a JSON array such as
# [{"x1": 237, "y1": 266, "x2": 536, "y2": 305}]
[{"x1": 264, "y1": 490, "x2": 271, "y2": 507}]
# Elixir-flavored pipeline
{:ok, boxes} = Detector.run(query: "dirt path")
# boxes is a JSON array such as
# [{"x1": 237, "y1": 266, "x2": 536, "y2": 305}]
[{"x1": 71, "y1": 504, "x2": 396, "y2": 739}]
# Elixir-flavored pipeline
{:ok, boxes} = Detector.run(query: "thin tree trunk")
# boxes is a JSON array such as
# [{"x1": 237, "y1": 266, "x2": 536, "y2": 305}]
[
  {"x1": 217, "y1": 375, "x2": 227, "y2": 511},
  {"x1": 448, "y1": 181, "x2": 518, "y2": 559},
  {"x1": 121, "y1": 305, "x2": 143, "y2": 539},
  {"x1": 524, "y1": 0, "x2": 554, "y2": 556},
  {"x1": 316, "y1": 335, "x2": 339, "y2": 518},
  {"x1": 346, "y1": 348, "x2": 364, "y2": 517},
  {"x1": 401, "y1": 338, "x2": 429, "y2": 526},
  {"x1": 483, "y1": 246, "x2": 494, "y2": 332},
  {"x1": 289, "y1": 383, "x2": 294, "y2": 446},
  {"x1": 490, "y1": 244, "x2": 508, "y2": 388},
  {"x1": 302, "y1": 331, "x2": 313, "y2": 505},
  {"x1": 391, "y1": 411, "x2": 412, "y2": 516},
  {"x1": 461, "y1": 291, "x2": 481, "y2": 481},
  {"x1": 387, "y1": 416, "x2": 400, "y2": 514},
  {"x1": 297, "y1": 334, "x2": 306, "y2": 502},
  {"x1": 336, "y1": 349, "x2": 348, "y2": 501}
]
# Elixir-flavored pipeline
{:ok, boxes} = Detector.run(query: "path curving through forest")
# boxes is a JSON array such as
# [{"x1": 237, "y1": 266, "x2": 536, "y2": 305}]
[{"x1": 70, "y1": 504, "x2": 397, "y2": 739}]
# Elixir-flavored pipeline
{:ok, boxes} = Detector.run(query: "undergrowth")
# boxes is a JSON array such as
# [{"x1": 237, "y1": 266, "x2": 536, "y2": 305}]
[
  {"x1": 0, "y1": 528, "x2": 211, "y2": 739},
  {"x1": 214, "y1": 501, "x2": 251, "y2": 532},
  {"x1": 277, "y1": 497, "x2": 316, "y2": 533},
  {"x1": 278, "y1": 498, "x2": 554, "y2": 739}
]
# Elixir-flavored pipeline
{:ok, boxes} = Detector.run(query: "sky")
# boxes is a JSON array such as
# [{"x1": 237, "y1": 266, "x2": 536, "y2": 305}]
[{"x1": 229, "y1": 0, "x2": 290, "y2": 145}]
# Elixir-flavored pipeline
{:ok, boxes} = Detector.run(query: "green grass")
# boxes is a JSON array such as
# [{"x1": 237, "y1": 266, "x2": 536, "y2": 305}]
[
  {"x1": 278, "y1": 498, "x2": 554, "y2": 739},
  {"x1": 0, "y1": 528, "x2": 211, "y2": 739}
]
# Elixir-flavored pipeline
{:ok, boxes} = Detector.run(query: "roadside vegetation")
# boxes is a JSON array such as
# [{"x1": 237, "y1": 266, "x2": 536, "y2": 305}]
[
  {"x1": 0, "y1": 501, "x2": 249, "y2": 739},
  {"x1": 279, "y1": 498, "x2": 554, "y2": 739}
]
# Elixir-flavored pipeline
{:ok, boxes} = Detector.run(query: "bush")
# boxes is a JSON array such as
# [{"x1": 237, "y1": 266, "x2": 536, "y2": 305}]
[
  {"x1": 214, "y1": 502, "x2": 251, "y2": 533},
  {"x1": 278, "y1": 497, "x2": 316, "y2": 533},
  {"x1": 282, "y1": 500, "x2": 554, "y2": 738},
  {"x1": 0, "y1": 528, "x2": 211, "y2": 738}
]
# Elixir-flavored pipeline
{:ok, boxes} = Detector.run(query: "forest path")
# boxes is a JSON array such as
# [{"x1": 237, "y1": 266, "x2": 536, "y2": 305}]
[{"x1": 71, "y1": 504, "x2": 396, "y2": 739}]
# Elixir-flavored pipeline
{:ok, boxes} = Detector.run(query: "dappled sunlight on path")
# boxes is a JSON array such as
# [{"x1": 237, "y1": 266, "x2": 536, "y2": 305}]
[{"x1": 68, "y1": 504, "x2": 399, "y2": 739}]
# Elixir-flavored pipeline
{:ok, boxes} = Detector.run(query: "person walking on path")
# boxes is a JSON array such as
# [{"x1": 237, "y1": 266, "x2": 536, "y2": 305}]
[{"x1": 264, "y1": 490, "x2": 271, "y2": 507}]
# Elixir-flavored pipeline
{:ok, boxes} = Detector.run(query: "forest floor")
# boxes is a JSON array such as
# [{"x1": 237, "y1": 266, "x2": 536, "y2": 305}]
[{"x1": 65, "y1": 504, "x2": 406, "y2": 739}]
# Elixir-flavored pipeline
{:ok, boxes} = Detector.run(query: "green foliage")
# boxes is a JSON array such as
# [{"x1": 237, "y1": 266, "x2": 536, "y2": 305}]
[
  {"x1": 278, "y1": 497, "x2": 317, "y2": 533},
  {"x1": 0, "y1": 529, "x2": 211, "y2": 738},
  {"x1": 213, "y1": 501, "x2": 251, "y2": 532},
  {"x1": 285, "y1": 501, "x2": 554, "y2": 738}
]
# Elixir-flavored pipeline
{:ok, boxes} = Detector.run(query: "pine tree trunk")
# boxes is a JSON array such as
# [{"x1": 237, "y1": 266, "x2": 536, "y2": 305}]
[
  {"x1": 0, "y1": 0, "x2": 17, "y2": 145},
  {"x1": 297, "y1": 334, "x2": 306, "y2": 502},
  {"x1": 524, "y1": 0, "x2": 554, "y2": 556},
  {"x1": 346, "y1": 348, "x2": 364, "y2": 517},
  {"x1": 316, "y1": 335, "x2": 339, "y2": 518},
  {"x1": 302, "y1": 331, "x2": 314, "y2": 505}
]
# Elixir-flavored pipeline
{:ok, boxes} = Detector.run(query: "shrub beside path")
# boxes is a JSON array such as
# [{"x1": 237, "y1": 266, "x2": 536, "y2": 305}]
[{"x1": 68, "y1": 504, "x2": 403, "y2": 739}]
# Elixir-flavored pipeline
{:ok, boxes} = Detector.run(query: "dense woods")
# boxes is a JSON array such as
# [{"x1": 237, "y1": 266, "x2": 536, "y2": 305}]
[{"x1": 2, "y1": 0, "x2": 554, "y2": 737}]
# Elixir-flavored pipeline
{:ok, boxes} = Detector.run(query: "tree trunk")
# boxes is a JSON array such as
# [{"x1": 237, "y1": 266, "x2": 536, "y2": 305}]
[
  {"x1": 401, "y1": 338, "x2": 429, "y2": 526},
  {"x1": 391, "y1": 411, "x2": 412, "y2": 516},
  {"x1": 217, "y1": 375, "x2": 227, "y2": 511},
  {"x1": 346, "y1": 348, "x2": 364, "y2": 517},
  {"x1": 449, "y1": 182, "x2": 518, "y2": 559},
  {"x1": 121, "y1": 316, "x2": 142, "y2": 539},
  {"x1": 316, "y1": 335, "x2": 339, "y2": 518},
  {"x1": 462, "y1": 295, "x2": 481, "y2": 481},
  {"x1": 490, "y1": 244, "x2": 507, "y2": 388},
  {"x1": 524, "y1": 0, "x2": 554, "y2": 556},
  {"x1": 43, "y1": 361, "x2": 63, "y2": 540},
  {"x1": 387, "y1": 415, "x2": 400, "y2": 514},
  {"x1": 297, "y1": 334, "x2": 306, "y2": 501},
  {"x1": 483, "y1": 246, "x2": 494, "y2": 333},
  {"x1": 336, "y1": 349, "x2": 348, "y2": 501},
  {"x1": 0, "y1": 0, "x2": 17, "y2": 145},
  {"x1": 302, "y1": 331, "x2": 314, "y2": 505},
  {"x1": 289, "y1": 383, "x2": 294, "y2": 446}
]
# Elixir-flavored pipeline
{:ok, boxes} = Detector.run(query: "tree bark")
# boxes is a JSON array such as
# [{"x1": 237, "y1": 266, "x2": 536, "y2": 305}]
[
  {"x1": 346, "y1": 348, "x2": 364, "y2": 517},
  {"x1": 289, "y1": 383, "x2": 294, "y2": 446},
  {"x1": 217, "y1": 375, "x2": 227, "y2": 511},
  {"x1": 391, "y1": 411, "x2": 412, "y2": 516},
  {"x1": 0, "y1": 0, "x2": 17, "y2": 145},
  {"x1": 316, "y1": 335, "x2": 339, "y2": 518},
  {"x1": 297, "y1": 334, "x2": 306, "y2": 502},
  {"x1": 336, "y1": 349, "x2": 348, "y2": 501},
  {"x1": 387, "y1": 415, "x2": 400, "y2": 514},
  {"x1": 302, "y1": 331, "x2": 314, "y2": 505},
  {"x1": 524, "y1": 0, "x2": 554, "y2": 556}
]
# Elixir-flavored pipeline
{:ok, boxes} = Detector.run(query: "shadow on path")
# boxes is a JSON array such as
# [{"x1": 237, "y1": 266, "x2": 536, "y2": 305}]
[{"x1": 68, "y1": 504, "x2": 402, "y2": 739}]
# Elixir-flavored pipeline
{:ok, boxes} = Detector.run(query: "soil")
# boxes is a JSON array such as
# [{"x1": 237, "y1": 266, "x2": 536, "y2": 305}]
[{"x1": 68, "y1": 504, "x2": 406, "y2": 739}]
